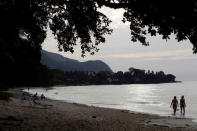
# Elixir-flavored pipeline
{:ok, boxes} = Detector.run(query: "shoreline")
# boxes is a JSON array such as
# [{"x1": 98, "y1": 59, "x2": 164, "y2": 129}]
[
  {"x1": 1, "y1": 88, "x2": 197, "y2": 131},
  {"x1": 24, "y1": 83, "x2": 190, "y2": 121},
  {"x1": 23, "y1": 87, "x2": 197, "y2": 129},
  {"x1": 57, "y1": 81, "x2": 181, "y2": 86},
  {"x1": 21, "y1": 80, "x2": 181, "y2": 88}
]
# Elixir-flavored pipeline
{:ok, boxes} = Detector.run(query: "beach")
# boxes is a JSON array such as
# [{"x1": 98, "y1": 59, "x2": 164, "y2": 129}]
[{"x1": 0, "y1": 88, "x2": 197, "y2": 131}]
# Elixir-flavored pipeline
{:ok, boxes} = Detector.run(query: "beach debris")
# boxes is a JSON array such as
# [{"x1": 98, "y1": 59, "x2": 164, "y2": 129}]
[
  {"x1": 92, "y1": 115, "x2": 96, "y2": 118},
  {"x1": 144, "y1": 118, "x2": 197, "y2": 130},
  {"x1": 0, "y1": 116, "x2": 23, "y2": 122}
]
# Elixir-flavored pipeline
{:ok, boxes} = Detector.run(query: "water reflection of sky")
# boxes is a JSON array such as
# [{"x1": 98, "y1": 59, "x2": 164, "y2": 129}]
[{"x1": 26, "y1": 81, "x2": 197, "y2": 122}]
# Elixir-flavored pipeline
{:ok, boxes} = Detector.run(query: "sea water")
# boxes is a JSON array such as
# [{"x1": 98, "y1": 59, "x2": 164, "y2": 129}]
[{"x1": 25, "y1": 81, "x2": 197, "y2": 122}]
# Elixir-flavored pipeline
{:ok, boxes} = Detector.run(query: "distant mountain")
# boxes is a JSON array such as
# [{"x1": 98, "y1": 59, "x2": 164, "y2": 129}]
[{"x1": 41, "y1": 50, "x2": 113, "y2": 72}]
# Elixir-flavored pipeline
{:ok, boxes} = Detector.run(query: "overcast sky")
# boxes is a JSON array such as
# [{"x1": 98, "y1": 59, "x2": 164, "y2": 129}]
[{"x1": 42, "y1": 7, "x2": 197, "y2": 82}]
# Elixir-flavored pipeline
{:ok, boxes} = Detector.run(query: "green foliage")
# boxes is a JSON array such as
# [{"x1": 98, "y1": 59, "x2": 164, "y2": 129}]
[
  {"x1": 63, "y1": 68, "x2": 176, "y2": 85},
  {"x1": 0, "y1": 0, "x2": 195, "y2": 87},
  {"x1": 49, "y1": 0, "x2": 112, "y2": 57},
  {"x1": 29, "y1": 66, "x2": 65, "y2": 86},
  {"x1": 0, "y1": 0, "x2": 45, "y2": 86},
  {"x1": 98, "y1": 0, "x2": 197, "y2": 53},
  {"x1": 1, "y1": 0, "x2": 112, "y2": 57},
  {"x1": 0, "y1": 92, "x2": 12, "y2": 100},
  {"x1": 0, "y1": 84, "x2": 9, "y2": 91},
  {"x1": 1, "y1": 0, "x2": 197, "y2": 57},
  {"x1": 50, "y1": 69, "x2": 65, "y2": 85}
]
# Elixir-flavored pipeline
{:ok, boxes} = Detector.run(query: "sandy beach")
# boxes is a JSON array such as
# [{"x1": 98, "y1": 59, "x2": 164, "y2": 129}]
[{"x1": 0, "y1": 88, "x2": 197, "y2": 131}]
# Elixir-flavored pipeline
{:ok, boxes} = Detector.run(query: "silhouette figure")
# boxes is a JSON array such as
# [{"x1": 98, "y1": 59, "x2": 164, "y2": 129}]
[
  {"x1": 41, "y1": 93, "x2": 45, "y2": 100},
  {"x1": 170, "y1": 96, "x2": 179, "y2": 115},
  {"x1": 180, "y1": 96, "x2": 186, "y2": 115}
]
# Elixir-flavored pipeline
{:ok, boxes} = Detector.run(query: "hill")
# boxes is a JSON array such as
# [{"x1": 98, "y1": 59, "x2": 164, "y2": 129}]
[{"x1": 41, "y1": 50, "x2": 113, "y2": 72}]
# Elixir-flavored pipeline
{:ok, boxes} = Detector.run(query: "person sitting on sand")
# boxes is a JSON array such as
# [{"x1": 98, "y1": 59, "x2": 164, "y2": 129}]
[
  {"x1": 180, "y1": 95, "x2": 186, "y2": 115},
  {"x1": 21, "y1": 92, "x2": 26, "y2": 100},
  {"x1": 33, "y1": 93, "x2": 39, "y2": 100},
  {"x1": 32, "y1": 98, "x2": 40, "y2": 105},
  {"x1": 41, "y1": 94, "x2": 45, "y2": 100},
  {"x1": 170, "y1": 96, "x2": 179, "y2": 115},
  {"x1": 33, "y1": 92, "x2": 37, "y2": 97}
]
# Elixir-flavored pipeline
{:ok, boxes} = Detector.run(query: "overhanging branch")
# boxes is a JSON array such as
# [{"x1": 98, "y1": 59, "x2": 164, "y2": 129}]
[{"x1": 96, "y1": 0, "x2": 128, "y2": 9}]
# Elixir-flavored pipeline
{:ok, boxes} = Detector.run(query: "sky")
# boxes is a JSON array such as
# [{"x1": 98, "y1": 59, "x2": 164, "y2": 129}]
[{"x1": 42, "y1": 7, "x2": 197, "y2": 82}]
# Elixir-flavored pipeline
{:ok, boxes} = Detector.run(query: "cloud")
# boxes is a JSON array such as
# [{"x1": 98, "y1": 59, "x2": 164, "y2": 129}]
[
  {"x1": 170, "y1": 56, "x2": 197, "y2": 60},
  {"x1": 99, "y1": 7, "x2": 129, "y2": 29},
  {"x1": 99, "y1": 49, "x2": 197, "y2": 61},
  {"x1": 140, "y1": 57, "x2": 162, "y2": 61}
]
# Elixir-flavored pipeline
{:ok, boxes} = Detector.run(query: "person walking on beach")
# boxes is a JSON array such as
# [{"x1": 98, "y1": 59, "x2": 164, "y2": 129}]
[
  {"x1": 170, "y1": 96, "x2": 179, "y2": 115},
  {"x1": 180, "y1": 95, "x2": 186, "y2": 115}
]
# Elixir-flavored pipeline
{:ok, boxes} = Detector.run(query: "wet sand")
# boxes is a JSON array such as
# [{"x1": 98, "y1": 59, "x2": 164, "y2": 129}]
[{"x1": 0, "y1": 88, "x2": 197, "y2": 131}]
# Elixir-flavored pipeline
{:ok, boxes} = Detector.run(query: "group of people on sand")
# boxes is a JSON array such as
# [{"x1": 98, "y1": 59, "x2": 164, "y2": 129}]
[
  {"x1": 21, "y1": 92, "x2": 53, "y2": 108},
  {"x1": 21, "y1": 92, "x2": 54, "y2": 107},
  {"x1": 33, "y1": 92, "x2": 46, "y2": 100},
  {"x1": 170, "y1": 96, "x2": 186, "y2": 115},
  {"x1": 21, "y1": 92, "x2": 45, "y2": 102}
]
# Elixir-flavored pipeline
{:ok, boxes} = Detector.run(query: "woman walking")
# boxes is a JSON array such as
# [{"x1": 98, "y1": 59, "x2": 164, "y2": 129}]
[
  {"x1": 170, "y1": 96, "x2": 179, "y2": 115},
  {"x1": 180, "y1": 96, "x2": 186, "y2": 115}
]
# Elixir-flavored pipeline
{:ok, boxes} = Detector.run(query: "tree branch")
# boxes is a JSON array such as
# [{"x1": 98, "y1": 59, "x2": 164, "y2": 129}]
[{"x1": 96, "y1": 0, "x2": 128, "y2": 9}]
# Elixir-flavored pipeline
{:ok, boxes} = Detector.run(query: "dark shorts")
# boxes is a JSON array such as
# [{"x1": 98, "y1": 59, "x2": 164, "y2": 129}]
[
  {"x1": 173, "y1": 105, "x2": 177, "y2": 109},
  {"x1": 180, "y1": 105, "x2": 185, "y2": 108}
]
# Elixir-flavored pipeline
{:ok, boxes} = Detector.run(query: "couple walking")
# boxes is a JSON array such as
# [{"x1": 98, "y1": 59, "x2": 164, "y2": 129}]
[{"x1": 170, "y1": 96, "x2": 186, "y2": 115}]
